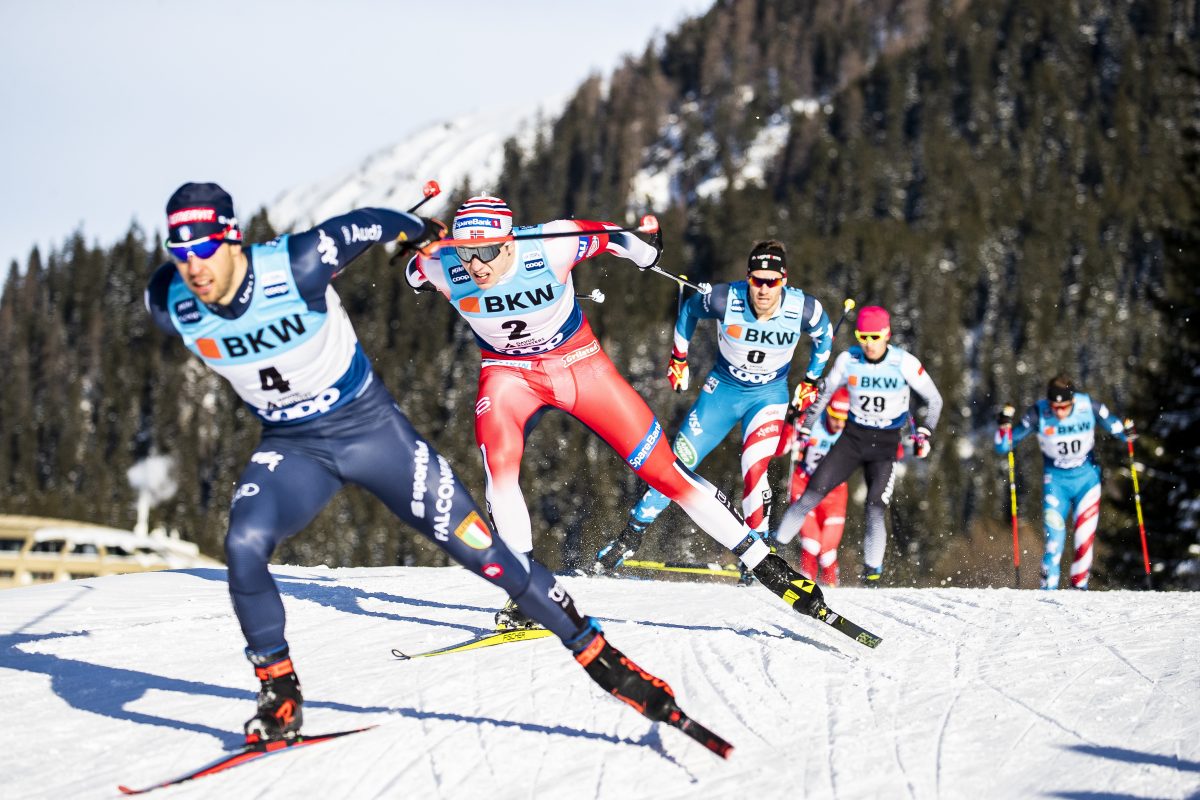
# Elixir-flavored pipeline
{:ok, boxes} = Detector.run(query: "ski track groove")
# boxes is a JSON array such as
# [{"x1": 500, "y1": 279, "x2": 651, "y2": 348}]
[
  {"x1": 822, "y1": 672, "x2": 840, "y2": 800},
  {"x1": 933, "y1": 640, "x2": 966, "y2": 800},
  {"x1": 696, "y1": 632, "x2": 770, "y2": 746},
  {"x1": 864, "y1": 671, "x2": 918, "y2": 800}
]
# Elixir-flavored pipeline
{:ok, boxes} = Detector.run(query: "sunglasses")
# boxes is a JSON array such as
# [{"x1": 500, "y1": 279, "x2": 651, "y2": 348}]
[
  {"x1": 455, "y1": 243, "x2": 504, "y2": 264},
  {"x1": 855, "y1": 331, "x2": 887, "y2": 343},
  {"x1": 1050, "y1": 401, "x2": 1073, "y2": 411},
  {"x1": 167, "y1": 232, "x2": 227, "y2": 262},
  {"x1": 748, "y1": 275, "x2": 784, "y2": 289}
]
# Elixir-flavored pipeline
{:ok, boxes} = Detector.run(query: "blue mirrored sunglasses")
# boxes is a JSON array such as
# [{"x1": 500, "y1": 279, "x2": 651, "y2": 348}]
[
  {"x1": 167, "y1": 233, "x2": 226, "y2": 262},
  {"x1": 455, "y1": 243, "x2": 503, "y2": 264}
]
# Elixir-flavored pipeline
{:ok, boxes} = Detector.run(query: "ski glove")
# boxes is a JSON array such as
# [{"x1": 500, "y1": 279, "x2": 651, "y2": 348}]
[
  {"x1": 667, "y1": 349, "x2": 689, "y2": 392},
  {"x1": 912, "y1": 426, "x2": 932, "y2": 459},
  {"x1": 792, "y1": 424, "x2": 813, "y2": 459},
  {"x1": 394, "y1": 217, "x2": 447, "y2": 259},
  {"x1": 792, "y1": 379, "x2": 822, "y2": 411},
  {"x1": 404, "y1": 257, "x2": 436, "y2": 295},
  {"x1": 997, "y1": 404, "x2": 1015, "y2": 429}
]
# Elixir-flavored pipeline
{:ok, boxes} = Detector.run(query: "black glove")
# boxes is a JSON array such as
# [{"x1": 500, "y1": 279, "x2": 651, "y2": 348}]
[
  {"x1": 997, "y1": 404, "x2": 1014, "y2": 428},
  {"x1": 642, "y1": 231, "x2": 663, "y2": 270},
  {"x1": 391, "y1": 217, "x2": 447, "y2": 264}
]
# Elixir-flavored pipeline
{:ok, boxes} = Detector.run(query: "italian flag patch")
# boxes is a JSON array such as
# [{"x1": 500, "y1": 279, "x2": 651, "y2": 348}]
[{"x1": 455, "y1": 511, "x2": 493, "y2": 550}]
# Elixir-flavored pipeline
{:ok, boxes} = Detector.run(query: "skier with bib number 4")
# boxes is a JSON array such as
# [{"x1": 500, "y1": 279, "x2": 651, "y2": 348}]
[
  {"x1": 593, "y1": 240, "x2": 832, "y2": 575},
  {"x1": 144, "y1": 182, "x2": 730, "y2": 754},
  {"x1": 995, "y1": 375, "x2": 1132, "y2": 589},
  {"x1": 775, "y1": 306, "x2": 942, "y2": 585}
]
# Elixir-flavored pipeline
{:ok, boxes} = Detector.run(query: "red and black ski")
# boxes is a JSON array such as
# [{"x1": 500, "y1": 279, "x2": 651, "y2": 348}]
[
  {"x1": 117, "y1": 727, "x2": 374, "y2": 795},
  {"x1": 666, "y1": 708, "x2": 734, "y2": 759}
]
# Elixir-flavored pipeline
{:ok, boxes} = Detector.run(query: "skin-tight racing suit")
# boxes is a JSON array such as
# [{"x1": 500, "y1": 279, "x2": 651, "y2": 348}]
[
  {"x1": 994, "y1": 393, "x2": 1127, "y2": 589},
  {"x1": 412, "y1": 221, "x2": 773, "y2": 569},
  {"x1": 146, "y1": 209, "x2": 604, "y2": 659},
  {"x1": 628, "y1": 281, "x2": 831, "y2": 534}
]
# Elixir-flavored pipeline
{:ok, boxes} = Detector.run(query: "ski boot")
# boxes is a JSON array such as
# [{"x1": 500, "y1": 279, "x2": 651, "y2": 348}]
[
  {"x1": 861, "y1": 566, "x2": 882, "y2": 587},
  {"x1": 575, "y1": 632, "x2": 679, "y2": 723},
  {"x1": 495, "y1": 597, "x2": 543, "y2": 630},
  {"x1": 593, "y1": 521, "x2": 646, "y2": 573},
  {"x1": 752, "y1": 553, "x2": 828, "y2": 618},
  {"x1": 244, "y1": 648, "x2": 303, "y2": 743},
  {"x1": 737, "y1": 560, "x2": 757, "y2": 586}
]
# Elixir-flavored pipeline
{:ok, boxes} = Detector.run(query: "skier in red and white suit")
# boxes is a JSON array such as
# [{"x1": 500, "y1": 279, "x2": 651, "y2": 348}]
[
  {"x1": 410, "y1": 196, "x2": 826, "y2": 626},
  {"x1": 788, "y1": 387, "x2": 851, "y2": 585}
]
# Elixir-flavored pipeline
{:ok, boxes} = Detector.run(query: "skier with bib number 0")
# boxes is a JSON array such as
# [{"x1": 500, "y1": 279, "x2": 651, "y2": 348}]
[{"x1": 593, "y1": 240, "x2": 832, "y2": 573}]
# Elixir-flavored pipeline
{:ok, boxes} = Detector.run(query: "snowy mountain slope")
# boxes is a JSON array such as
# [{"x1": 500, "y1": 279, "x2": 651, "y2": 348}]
[
  {"x1": 268, "y1": 101, "x2": 563, "y2": 232},
  {"x1": 1, "y1": 567, "x2": 1197, "y2": 799}
]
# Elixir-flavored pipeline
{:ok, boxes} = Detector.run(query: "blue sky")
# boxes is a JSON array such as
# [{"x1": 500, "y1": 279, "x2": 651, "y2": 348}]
[{"x1": 0, "y1": 0, "x2": 711, "y2": 270}]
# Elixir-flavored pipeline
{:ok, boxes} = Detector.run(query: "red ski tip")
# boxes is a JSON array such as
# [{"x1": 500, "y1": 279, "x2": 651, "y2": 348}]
[
  {"x1": 638, "y1": 214, "x2": 660, "y2": 234},
  {"x1": 422, "y1": 180, "x2": 441, "y2": 198}
]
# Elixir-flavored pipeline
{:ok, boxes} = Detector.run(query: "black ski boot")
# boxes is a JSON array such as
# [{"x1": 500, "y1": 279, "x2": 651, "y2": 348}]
[
  {"x1": 861, "y1": 566, "x2": 882, "y2": 587},
  {"x1": 495, "y1": 597, "x2": 542, "y2": 630},
  {"x1": 752, "y1": 553, "x2": 828, "y2": 618},
  {"x1": 593, "y1": 522, "x2": 646, "y2": 573},
  {"x1": 244, "y1": 649, "x2": 303, "y2": 743},
  {"x1": 575, "y1": 632, "x2": 679, "y2": 723}
]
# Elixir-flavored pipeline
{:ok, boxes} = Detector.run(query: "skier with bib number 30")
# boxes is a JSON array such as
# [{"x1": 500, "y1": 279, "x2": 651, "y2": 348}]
[
  {"x1": 995, "y1": 375, "x2": 1132, "y2": 589},
  {"x1": 145, "y1": 182, "x2": 729, "y2": 752}
]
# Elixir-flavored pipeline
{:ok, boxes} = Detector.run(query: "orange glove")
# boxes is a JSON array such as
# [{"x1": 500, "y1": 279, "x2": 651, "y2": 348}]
[{"x1": 667, "y1": 348, "x2": 689, "y2": 392}]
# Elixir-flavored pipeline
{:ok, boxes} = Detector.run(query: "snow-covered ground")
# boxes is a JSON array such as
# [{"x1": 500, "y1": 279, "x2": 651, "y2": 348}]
[{"x1": 1, "y1": 566, "x2": 1196, "y2": 799}]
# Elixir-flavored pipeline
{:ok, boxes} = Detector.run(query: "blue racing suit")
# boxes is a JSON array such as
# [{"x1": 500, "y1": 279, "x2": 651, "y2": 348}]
[
  {"x1": 995, "y1": 393, "x2": 1127, "y2": 589},
  {"x1": 629, "y1": 282, "x2": 831, "y2": 534},
  {"x1": 146, "y1": 210, "x2": 597, "y2": 656}
]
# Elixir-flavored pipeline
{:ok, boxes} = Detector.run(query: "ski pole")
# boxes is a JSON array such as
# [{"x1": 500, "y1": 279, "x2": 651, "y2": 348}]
[
  {"x1": 386, "y1": 181, "x2": 445, "y2": 267},
  {"x1": 1126, "y1": 423, "x2": 1153, "y2": 589},
  {"x1": 425, "y1": 215, "x2": 660, "y2": 249},
  {"x1": 1004, "y1": 411, "x2": 1020, "y2": 588},
  {"x1": 576, "y1": 289, "x2": 605, "y2": 303},
  {"x1": 407, "y1": 179, "x2": 441, "y2": 214},
  {"x1": 777, "y1": 298, "x2": 855, "y2": 454}
]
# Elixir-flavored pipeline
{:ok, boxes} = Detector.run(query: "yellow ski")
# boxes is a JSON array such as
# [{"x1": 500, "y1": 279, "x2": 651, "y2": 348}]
[
  {"x1": 391, "y1": 627, "x2": 554, "y2": 660},
  {"x1": 620, "y1": 559, "x2": 742, "y2": 578}
]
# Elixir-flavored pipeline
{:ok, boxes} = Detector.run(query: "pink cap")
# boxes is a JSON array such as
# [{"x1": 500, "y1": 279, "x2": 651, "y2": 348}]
[{"x1": 855, "y1": 305, "x2": 891, "y2": 334}]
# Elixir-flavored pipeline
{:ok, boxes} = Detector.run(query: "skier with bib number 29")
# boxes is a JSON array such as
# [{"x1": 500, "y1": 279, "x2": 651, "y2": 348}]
[{"x1": 775, "y1": 306, "x2": 942, "y2": 585}]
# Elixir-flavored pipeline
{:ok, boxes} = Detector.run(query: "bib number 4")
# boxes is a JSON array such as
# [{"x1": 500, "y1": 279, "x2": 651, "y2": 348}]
[{"x1": 259, "y1": 367, "x2": 292, "y2": 393}]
